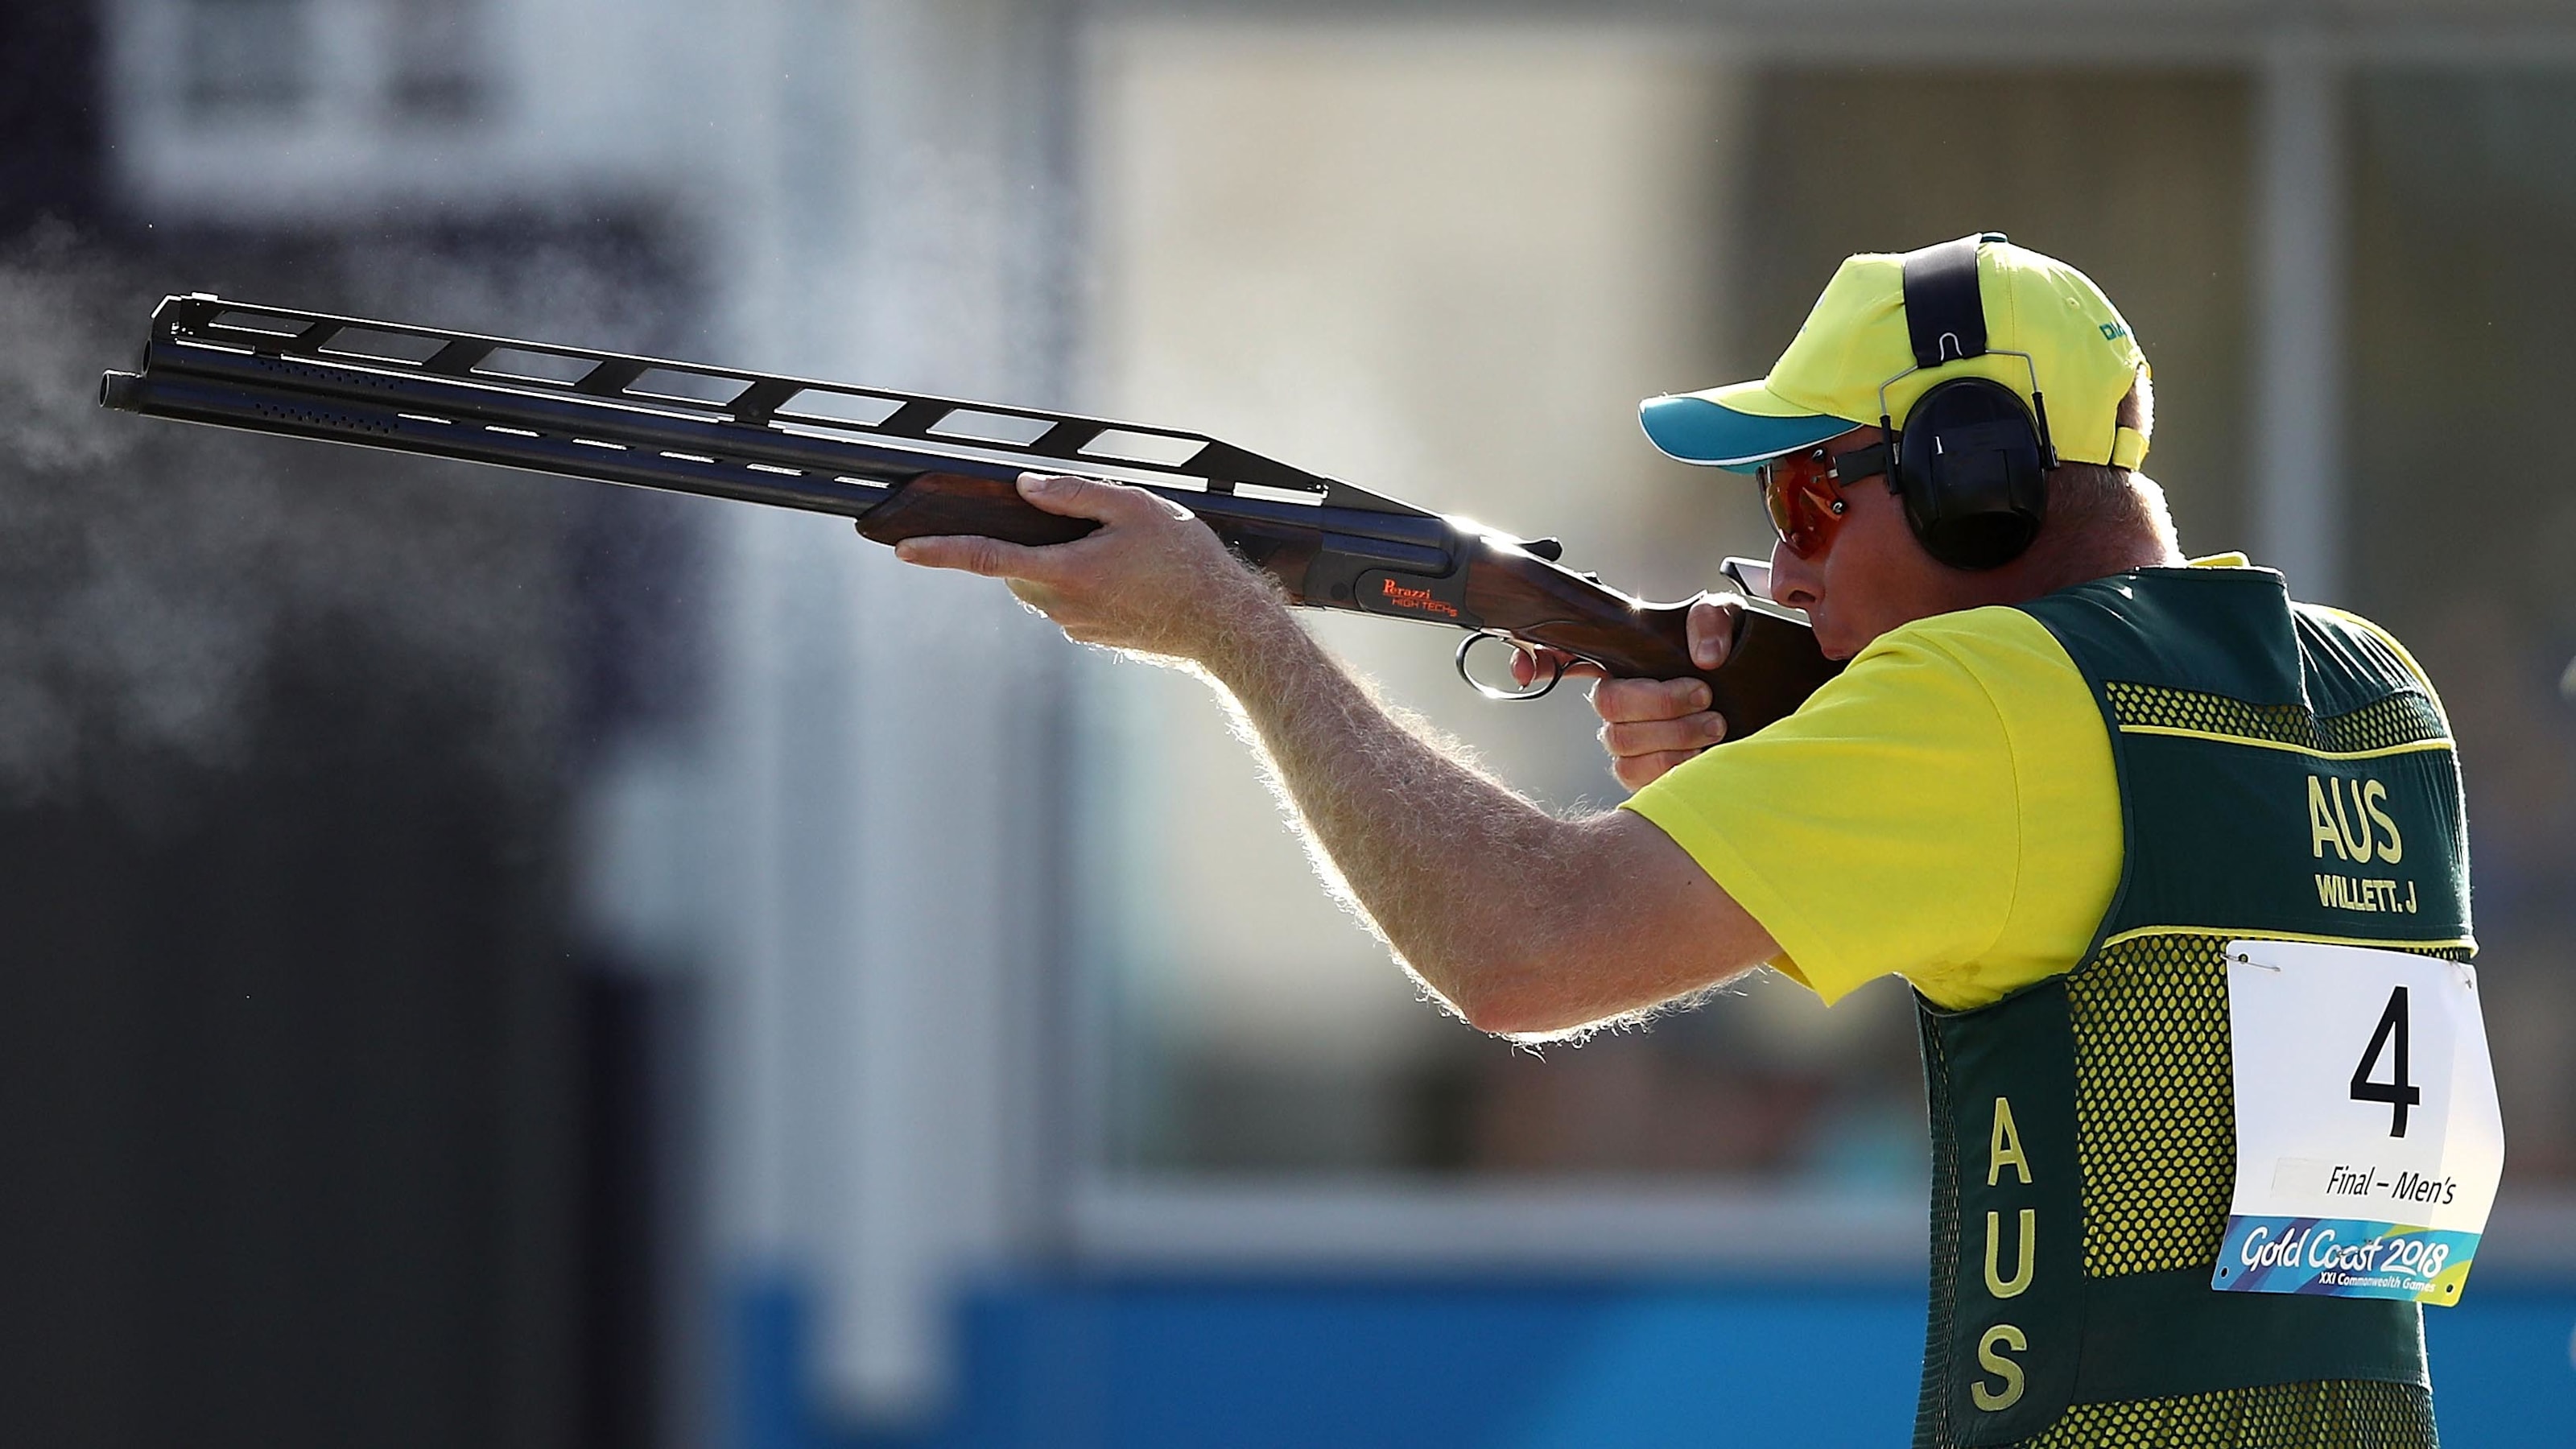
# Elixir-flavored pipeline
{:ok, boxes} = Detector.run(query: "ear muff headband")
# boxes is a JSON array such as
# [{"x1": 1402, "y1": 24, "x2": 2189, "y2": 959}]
[
  {"x1": 1844, "y1": 233, "x2": 2060, "y2": 572},
  {"x1": 1901, "y1": 236, "x2": 1988, "y2": 366}
]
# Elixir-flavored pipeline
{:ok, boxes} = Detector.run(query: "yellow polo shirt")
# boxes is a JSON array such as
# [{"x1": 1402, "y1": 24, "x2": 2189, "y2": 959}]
[{"x1": 1622, "y1": 598, "x2": 2127, "y2": 1012}]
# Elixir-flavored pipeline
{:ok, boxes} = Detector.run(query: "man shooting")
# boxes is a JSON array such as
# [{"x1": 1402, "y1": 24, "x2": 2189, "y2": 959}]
[{"x1": 897, "y1": 234, "x2": 2491, "y2": 1447}]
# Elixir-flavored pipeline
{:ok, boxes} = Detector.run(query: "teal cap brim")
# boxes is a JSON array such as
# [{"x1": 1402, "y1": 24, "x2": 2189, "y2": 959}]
[{"x1": 1638, "y1": 395, "x2": 1856, "y2": 472}]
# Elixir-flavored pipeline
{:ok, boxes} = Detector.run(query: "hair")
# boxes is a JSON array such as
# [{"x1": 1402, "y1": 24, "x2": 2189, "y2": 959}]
[{"x1": 2029, "y1": 373, "x2": 2178, "y2": 577}]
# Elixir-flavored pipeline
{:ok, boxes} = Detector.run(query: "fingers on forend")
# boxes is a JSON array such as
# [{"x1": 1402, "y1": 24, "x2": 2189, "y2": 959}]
[
  {"x1": 1025, "y1": 470, "x2": 1203, "y2": 530},
  {"x1": 897, "y1": 533, "x2": 1048, "y2": 580},
  {"x1": 1018, "y1": 470, "x2": 1133, "y2": 519}
]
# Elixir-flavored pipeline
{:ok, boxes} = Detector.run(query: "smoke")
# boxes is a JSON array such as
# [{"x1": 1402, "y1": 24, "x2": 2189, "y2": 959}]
[
  {"x1": 0, "y1": 227, "x2": 134, "y2": 473},
  {"x1": 0, "y1": 218, "x2": 688, "y2": 815}
]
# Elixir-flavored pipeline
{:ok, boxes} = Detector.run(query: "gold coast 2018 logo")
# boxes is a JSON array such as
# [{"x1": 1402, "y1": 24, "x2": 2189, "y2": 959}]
[{"x1": 2308, "y1": 773, "x2": 2417, "y2": 914}]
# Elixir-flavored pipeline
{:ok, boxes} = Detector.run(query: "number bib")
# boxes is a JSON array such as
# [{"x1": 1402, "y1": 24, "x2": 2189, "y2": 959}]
[{"x1": 2214, "y1": 939, "x2": 2504, "y2": 1306}]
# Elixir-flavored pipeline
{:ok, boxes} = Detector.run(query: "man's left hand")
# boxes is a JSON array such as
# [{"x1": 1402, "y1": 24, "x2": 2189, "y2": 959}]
[{"x1": 890, "y1": 472, "x2": 1282, "y2": 661}]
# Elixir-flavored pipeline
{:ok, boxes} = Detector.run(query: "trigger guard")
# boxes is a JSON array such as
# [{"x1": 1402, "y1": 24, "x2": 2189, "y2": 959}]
[{"x1": 1455, "y1": 630, "x2": 1566, "y2": 702}]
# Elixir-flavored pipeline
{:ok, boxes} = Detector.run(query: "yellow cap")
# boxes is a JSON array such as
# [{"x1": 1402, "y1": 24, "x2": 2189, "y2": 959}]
[{"x1": 1640, "y1": 235, "x2": 2151, "y2": 473}]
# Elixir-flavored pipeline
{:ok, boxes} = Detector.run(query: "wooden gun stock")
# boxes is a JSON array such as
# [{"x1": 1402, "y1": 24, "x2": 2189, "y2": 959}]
[{"x1": 855, "y1": 473, "x2": 1841, "y2": 737}]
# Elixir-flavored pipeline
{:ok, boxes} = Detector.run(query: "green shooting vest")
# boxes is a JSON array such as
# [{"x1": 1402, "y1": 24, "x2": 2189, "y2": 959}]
[{"x1": 1913, "y1": 567, "x2": 2469, "y2": 1448}]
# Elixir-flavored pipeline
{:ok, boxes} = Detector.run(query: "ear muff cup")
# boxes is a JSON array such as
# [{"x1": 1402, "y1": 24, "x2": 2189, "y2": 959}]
[{"x1": 1893, "y1": 377, "x2": 2049, "y2": 571}]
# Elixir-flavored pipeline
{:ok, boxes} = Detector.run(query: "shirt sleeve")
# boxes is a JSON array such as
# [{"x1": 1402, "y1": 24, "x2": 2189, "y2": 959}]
[{"x1": 1620, "y1": 606, "x2": 2119, "y2": 1008}]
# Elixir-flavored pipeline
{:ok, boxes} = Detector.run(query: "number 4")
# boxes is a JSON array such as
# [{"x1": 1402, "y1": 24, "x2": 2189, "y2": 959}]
[{"x1": 2351, "y1": 985, "x2": 2423, "y2": 1137}]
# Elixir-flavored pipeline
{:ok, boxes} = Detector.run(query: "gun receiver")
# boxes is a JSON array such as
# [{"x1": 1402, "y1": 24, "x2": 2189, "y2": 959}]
[{"x1": 101, "y1": 294, "x2": 1841, "y2": 736}]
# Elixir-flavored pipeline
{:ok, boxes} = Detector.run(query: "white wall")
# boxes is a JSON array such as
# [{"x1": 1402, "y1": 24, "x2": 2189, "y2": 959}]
[{"x1": 1076, "y1": 19, "x2": 1760, "y2": 1094}]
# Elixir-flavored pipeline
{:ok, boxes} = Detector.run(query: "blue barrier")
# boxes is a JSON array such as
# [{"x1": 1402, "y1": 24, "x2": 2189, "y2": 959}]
[
  {"x1": 733, "y1": 1274, "x2": 2576, "y2": 1448},
  {"x1": 2424, "y1": 1288, "x2": 2576, "y2": 1443}
]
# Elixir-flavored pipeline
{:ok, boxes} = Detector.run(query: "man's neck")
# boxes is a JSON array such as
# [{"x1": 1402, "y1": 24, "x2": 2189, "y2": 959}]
[
  {"x1": 1921, "y1": 523, "x2": 2177, "y2": 617},
  {"x1": 2027, "y1": 524, "x2": 2185, "y2": 593}
]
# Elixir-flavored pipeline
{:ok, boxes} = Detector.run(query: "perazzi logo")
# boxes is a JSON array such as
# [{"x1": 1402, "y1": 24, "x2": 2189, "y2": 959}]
[
  {"x1": 1377, "y1": 577, "x2": 1459, "y2": 619},
  {"x1": 2309, "y1": 773, "x2": 2417, "y2": 914}
]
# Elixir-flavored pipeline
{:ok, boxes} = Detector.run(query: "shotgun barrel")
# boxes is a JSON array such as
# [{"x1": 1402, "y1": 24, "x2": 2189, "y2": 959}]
[{"x1": 101, "y1": 293, "x2": 1840, "y2": 735}]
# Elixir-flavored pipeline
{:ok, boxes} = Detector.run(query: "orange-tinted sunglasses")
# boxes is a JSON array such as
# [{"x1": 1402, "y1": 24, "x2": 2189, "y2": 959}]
[
  {"x1": 1756, "y1": 441, "x2": 1893, "y2": 559},
  {"x1": 1756, "y1": 447, "x2": 1850, "y2": 559}
]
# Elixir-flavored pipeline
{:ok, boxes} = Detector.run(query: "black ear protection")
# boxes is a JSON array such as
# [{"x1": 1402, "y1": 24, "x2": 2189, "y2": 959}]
[{"x1": 1833, "y1": 233, "x2": 2058, "y2": 571}]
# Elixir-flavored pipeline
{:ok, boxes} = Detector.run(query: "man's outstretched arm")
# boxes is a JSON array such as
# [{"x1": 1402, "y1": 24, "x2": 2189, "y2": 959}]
[{"x1": 894, "y1": 473, "x2": 1777, "y2": 1036}]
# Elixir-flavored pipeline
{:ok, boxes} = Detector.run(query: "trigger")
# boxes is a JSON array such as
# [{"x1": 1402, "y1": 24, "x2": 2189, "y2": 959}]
[{"x1": 1454, "y1": 630, "x2": 1565, "y2": 702}]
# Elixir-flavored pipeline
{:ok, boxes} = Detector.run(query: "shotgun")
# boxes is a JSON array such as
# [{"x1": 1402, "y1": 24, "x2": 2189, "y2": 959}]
[{"x1": 100, "y1": 294, "x2": 1840, "y2": 734}]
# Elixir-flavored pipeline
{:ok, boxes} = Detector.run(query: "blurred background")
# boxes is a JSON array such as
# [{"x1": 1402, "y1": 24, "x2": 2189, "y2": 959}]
[{"x1": 4, "y1": 2, "x2": 2574, "y2": 1446}]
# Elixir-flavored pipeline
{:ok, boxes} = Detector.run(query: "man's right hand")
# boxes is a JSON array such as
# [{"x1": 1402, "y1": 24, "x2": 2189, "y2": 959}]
[{"x1": 1587, "y1": 594, "x2": 1741, "y2": 791}]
